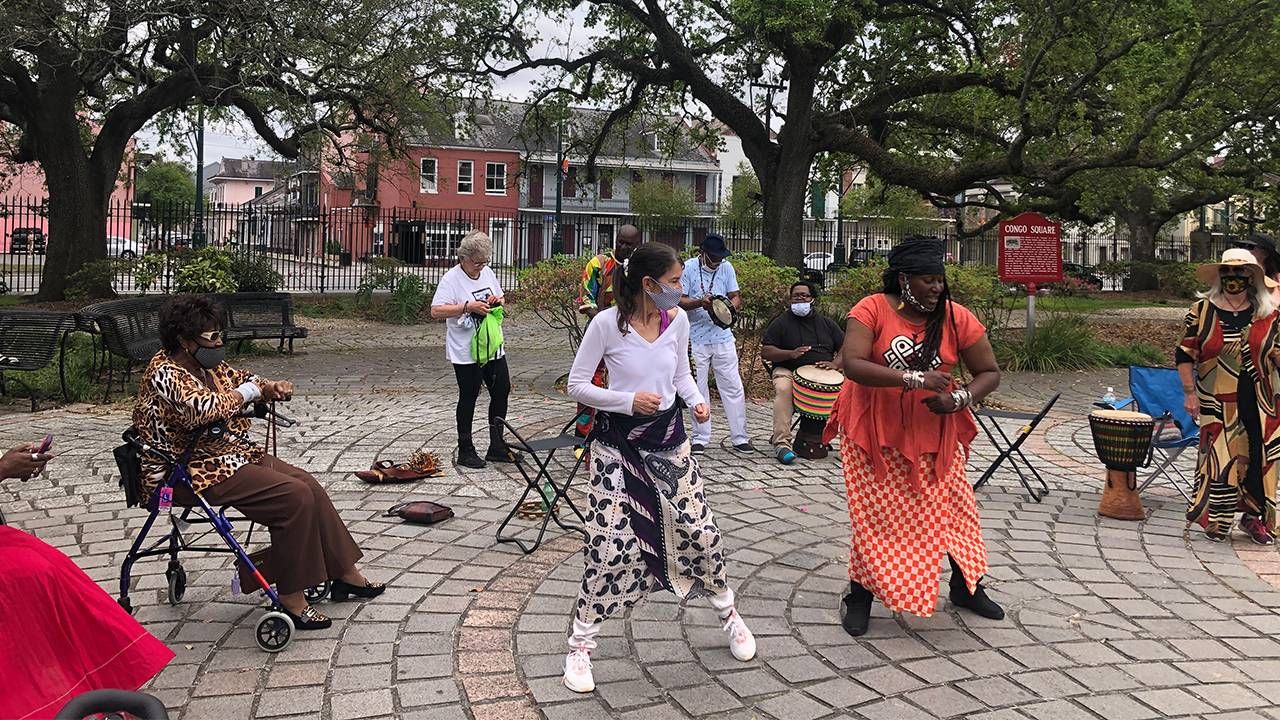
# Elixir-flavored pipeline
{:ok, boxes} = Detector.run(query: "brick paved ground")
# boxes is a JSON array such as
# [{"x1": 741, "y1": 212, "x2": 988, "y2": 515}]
[{"x1": 4, "y1": 315, "x2": 1280, "y2": 720}]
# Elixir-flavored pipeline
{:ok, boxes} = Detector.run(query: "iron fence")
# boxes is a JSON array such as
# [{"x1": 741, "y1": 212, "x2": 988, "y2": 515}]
[{"x1": 0, "y1": 196, "x2": 1241, "y2": 296}]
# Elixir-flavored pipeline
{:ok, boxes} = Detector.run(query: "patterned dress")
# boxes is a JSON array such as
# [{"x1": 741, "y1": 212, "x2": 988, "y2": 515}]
[
  {"x1": 823, "y1": 294, "x2": 989, "y2": 617},
  {"x1": 1179, "y1": 299, "x2": 1280, "y2": 531},
  {"x1": 576, "y1": 253, "x2": 618, "y2": 436},
  {"x1": 132, "y1": 352, "x2": 264, "y2": 503}
]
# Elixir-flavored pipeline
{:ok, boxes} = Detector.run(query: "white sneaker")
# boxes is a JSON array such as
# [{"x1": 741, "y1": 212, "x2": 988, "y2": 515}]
[
  {"x1": 562, "y1": 647, "x2": 595, "y2": 693},
  {"x1": 722, "y1": 609, "x2": 756, "y2": 661}
]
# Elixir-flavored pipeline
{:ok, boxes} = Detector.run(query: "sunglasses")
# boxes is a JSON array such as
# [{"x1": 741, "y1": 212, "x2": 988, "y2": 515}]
[{"x1": 197, "y1": 330, "x2": 224, "y2": 342}]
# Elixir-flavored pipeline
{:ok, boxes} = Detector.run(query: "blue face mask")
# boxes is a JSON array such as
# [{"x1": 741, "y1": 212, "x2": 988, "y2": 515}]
[
  {"x1": 790, "y1": 302, "x2": 812, "y2": 317},
  {"x1": 645, "y1": 280, "x2": 683, "y2": 311}
]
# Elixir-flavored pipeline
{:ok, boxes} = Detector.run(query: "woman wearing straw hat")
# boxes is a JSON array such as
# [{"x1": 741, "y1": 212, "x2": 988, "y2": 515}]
[
  {"x1": 1234, "y1": 233, "x2": 1280, "y2": 303},
  {"x1": 1179, "y1": 248, "x2": 1280, "y2": 544}
]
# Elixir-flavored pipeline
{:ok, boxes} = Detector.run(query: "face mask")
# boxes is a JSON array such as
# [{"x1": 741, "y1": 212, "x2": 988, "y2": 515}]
[
  {"x1": 192, "y1": 344, "x2": 226, "y2": 369},
  {"x1": 1222, "y1": 273, "x2": 1251, "y2": 295},
  {"x1": 645, "y1": 280, "x2": 683, "y2": 311},
  {"x1": 900, "y1": 275, "x2": 938, "y2": 313},
  {"x1": 790, "y1": 302, "x2": 812, "y2": 317}
]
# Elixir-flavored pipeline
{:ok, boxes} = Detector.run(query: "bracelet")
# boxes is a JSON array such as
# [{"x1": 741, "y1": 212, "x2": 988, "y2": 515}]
[
  {"x1": 461, "y1": 301, "x2": 469, "y2": 316},
  {"x1": 950, "y1": 388, "x2": 973, "y2": 410},
  {"x1": 902, "y1": 370, "x2": 924, "y2": 390}
]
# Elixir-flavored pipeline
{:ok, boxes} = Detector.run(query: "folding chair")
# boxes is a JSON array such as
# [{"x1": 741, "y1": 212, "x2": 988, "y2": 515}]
[
  {"x1": 493, "y1": 416, "x2": 590, "y2": 554},
  {"x1": 1099, "y1": 365, "x2": 1197, "y2": 501},
  {"x1": 972, "y1": 393, "x2": 1060, "y2": 502}
]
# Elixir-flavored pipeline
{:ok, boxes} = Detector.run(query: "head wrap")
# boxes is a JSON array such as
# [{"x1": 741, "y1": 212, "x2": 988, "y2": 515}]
[{"x1": 888, "y1": 238, "x2": 945, "y2": 276}]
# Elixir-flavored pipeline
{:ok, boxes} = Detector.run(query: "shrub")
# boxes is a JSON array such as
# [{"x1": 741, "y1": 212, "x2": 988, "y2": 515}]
[
  {"x1": 133, "y1": 252, "x2": 169, "y2": 294},
  {"x1": 1039, "y1": 275, "x2": 1096, "y2": 297},
  {"x1": 1100, "y1": 342, "x2": 1166, "y2": 367},
  {"x1": 993, "y1": 315, "x2": 1109, "y2": 372},
  {"x1": 824, "y1": 259, "x2": 1012, "y2": 331},
  {"x1": 517, "y1": 254, "x2": 588, "y2": 350},
  {"x1": 1152, "y1": 262, "x2": 1201, "y2": 298},
  {"x1": 356, "y1": 256, "x2": 406, "y2": 307},
  {"x1": 174, "y1": 247, "x2": 237, "y2": 293},
  {"x1": 66, "y1": 259, "x2": 119, "y2": 300},
  {"x1": 729, "y1": 252, "x2": 799, "y2": 332},
  {"x1": 230, "y1": 252, "x2": 283, "y2": 292},
  {"x1": 324, "y1": 239, "x2": 343, "y2": 255},
  {"x1": 386, "y1": 273, "x2": 426, "y2": 324}
]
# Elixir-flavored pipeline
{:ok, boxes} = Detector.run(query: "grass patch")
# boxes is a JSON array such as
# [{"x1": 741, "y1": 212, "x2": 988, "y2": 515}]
[
  {"x1": 993, "y1": 314, "x2": 1168, "y2": 372},
  {"x1": 295, "y1": 295, "x2": 370, "y2": 319},
  {"x1": 1009, "y1": 295, "x2": 1173, "y2": 312}
]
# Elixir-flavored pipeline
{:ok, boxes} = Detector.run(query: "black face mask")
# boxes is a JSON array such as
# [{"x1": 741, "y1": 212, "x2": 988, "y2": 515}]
[
  {"x1": 1221, "y1": 273, "x2": 1252, "y2": 295},
  {"x1": 192, "y1": 344, "x2": 226, "y2": 369}
]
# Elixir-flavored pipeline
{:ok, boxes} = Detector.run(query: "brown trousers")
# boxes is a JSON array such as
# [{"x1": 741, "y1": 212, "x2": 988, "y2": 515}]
[{"x1": 176, "y1": 456, "x2": 362, "y2": 595}]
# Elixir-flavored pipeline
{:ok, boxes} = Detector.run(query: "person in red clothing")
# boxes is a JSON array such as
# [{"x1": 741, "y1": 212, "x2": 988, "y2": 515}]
[
  {"x1": 0, "y1": 442, "x2": 174, "y2": 720},
  {"x1": 826, "y1": 238, "x2": 1005, "y2": 636}
]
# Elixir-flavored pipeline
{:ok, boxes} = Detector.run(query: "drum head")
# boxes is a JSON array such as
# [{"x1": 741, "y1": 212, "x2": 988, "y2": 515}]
[
  {"x1": 709, "y1": 295, "x2": 736, "y2": 328},
  {"x1": 795, "y1": 365, "x2": 844, "y2": 386},
  {"x1": 1090, "y1": 409, "x2": 1153, "y2": 422}
]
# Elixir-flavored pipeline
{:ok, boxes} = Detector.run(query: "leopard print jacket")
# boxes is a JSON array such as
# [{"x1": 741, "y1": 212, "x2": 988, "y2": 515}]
[{"x1": 132, "y1": 352, "x2": 266, "y2": 502}]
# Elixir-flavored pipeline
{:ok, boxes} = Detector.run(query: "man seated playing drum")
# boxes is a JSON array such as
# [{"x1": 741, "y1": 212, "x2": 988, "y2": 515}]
[{"x1": 760, "y1": 281, "x2": 845, "y2": 463}]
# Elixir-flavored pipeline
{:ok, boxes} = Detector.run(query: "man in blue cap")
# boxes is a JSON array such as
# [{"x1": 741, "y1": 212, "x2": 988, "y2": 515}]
[{"x1": 680, "y1": 233, "x2": 752, "y2": 453}]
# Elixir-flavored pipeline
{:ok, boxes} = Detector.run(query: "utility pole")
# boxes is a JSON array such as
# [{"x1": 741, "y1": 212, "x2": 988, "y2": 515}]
[
  {"x1": 192, "y1": 103, "x2": 207, "y2": 248},
  {"x1": 555, "y1": 120, "x2": 564, "y2": 254}
]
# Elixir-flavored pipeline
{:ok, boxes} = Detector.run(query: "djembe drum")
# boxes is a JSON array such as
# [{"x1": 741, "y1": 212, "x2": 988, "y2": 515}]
[
  {"x1": 1087, "y1": 409, "x2": 1154, "y2": 520},
  {"x1": 792, "y1": 365, "x2": 845, "y2": 459}
]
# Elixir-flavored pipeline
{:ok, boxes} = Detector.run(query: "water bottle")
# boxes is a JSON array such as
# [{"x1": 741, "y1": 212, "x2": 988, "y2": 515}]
[
  {"x1": 540, "y1": 478, "x2": 556, "y2": 512},
  {"x1": 1101, "y1": 387, "x2": 1117, "y2": 407}
]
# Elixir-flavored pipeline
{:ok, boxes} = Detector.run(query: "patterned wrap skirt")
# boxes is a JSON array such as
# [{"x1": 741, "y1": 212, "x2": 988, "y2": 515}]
[
  {"x1": 574, "y1": 403, "x2": 728, "y2": 625},
  {"x1": 841, "y1": 441, "x2": 988, "y2": 617}
]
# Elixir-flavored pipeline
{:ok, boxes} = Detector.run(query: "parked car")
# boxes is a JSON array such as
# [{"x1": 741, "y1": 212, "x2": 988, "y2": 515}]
[
  {"x1": 106, "y1": 235, "x2": 145, "y2": 258},
  {"x1": 804, "y1": 252, "x2": 834, "y2": 272},
  {"x1": 1063, "y1": 263, "x2": 1104, "y2": 290},
  {"x1": 9, "y1": 227, "x2": 45, "y2": 254}
]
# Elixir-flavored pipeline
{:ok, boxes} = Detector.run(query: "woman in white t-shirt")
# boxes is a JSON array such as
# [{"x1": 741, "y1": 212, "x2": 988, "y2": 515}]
[
  {"x1": 559, "y1": 243, "x2": 756, "y2": 695},
  {"x1": 429, "y1": 231, "x2": 516, "y2": 469}
]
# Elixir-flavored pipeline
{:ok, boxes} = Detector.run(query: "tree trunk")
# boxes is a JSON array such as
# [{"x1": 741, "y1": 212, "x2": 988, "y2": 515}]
[
  {"x1": 760, "y1": 151, "x2": 813, "y2": 267},
  {"x1": 33, "y1": 107, "x2": 114, "y2": 301},
  {"x1": 1121, "y1": 212, "x2": 1160, "y2": 291}
]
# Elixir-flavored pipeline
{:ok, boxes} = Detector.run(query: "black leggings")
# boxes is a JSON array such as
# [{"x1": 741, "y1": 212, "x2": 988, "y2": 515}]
[{"x1": 453, "y1": 357, "x2": 511, "y2": 451}]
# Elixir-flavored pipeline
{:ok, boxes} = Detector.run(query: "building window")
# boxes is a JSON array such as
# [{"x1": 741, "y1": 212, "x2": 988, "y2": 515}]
[
  {"x1": 489, "y1": 219, "x2": 510, "y2": 263},
  {"x1": 694, "y1": 174, "x2": 707, "y2": 203},
  {"x1": 563, "y1": 167, "x2": 577, "y2": 197},
  {"x1": 457, "y1": 160, "x2": 473, "y2": 194},
  {"x1": 254, "y1": 186, "x2": 263, "y2": 198},
  {"x1": 600, "y1": 173, "x2": 613, "y2": 200},
  {"x1": 662, "y1": 172, "x2": 675, "y2": 188},
  {"x1": 420, "y1": 158, "x2": 438, "y2": 194},
  {"x1": 485, "y1": 162, "x2": 507, "y2": 195}
]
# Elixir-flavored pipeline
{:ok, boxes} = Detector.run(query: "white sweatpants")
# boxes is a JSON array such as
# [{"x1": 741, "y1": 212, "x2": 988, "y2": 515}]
[{"x1": 691, "y1": 341, "x2": 749, "y2": 446}]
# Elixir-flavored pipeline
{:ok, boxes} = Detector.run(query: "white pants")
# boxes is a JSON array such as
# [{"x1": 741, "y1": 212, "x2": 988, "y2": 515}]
[{"x1": 691, "y1": 341, "x2": 749, "y2": 446}]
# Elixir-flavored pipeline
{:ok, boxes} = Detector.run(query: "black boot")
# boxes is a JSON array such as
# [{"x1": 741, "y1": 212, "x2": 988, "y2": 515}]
[
  {"x1": 840, "y1": 581, "x2": 874, "y2": 637},
  {"x1": 948, "y1": 556, "x2": 1004, "y2": 620},
  {"x1": 485, "y1": 423, "x2": 519, "y2": 463},
  {"x1": 457, "y1": 443, "x2": 485, "y2": 469}
]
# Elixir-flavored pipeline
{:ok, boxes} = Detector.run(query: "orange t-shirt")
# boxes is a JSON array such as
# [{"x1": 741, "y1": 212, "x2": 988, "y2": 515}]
[{"x1": 825, "y1": 293, "x2": 987, "y2": 488}]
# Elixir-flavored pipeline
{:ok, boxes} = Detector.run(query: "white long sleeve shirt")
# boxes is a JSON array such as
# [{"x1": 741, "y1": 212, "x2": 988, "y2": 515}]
[{"x1": 567, "y1": 307, "x2": 705, "y2": 415}]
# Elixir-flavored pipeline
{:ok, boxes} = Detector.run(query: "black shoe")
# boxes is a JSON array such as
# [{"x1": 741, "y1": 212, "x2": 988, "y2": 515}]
[
  {"x1": 733, "y1": 442, "x2": 756, "y2": 453},
  {"x1": 485, "y1": 446, "x2": 520, "y2": 463},
  {"x1": 948, "y1": 563, "x2": 1004, "y2": 620},
  {"x1": 457, "y1": 448, "x2": 486, "y2": 469},
  {"x1": 331, "y1": 578, "x2": 387, "y2": 602},
  {"x1": 840, "y1": 582, "x2": 873, "y2": 637},
  {"x1": 283, "y1": 604, "x2": 332, "y2": 630},
  {"x1": 690, "y1": 443, "x2": 706, "y2": 454}
]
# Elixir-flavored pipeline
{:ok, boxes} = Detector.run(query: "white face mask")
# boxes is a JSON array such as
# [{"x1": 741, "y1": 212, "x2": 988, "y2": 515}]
[
  {"x1": 645, "y1": 280, "x2": 683, "y2": 311},
  {"x1": 790, "y1": 302, "x2": 812, "y2": 317}
]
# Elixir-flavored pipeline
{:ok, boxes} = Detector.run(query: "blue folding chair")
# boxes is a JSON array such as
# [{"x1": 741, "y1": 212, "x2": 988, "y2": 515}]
[{"x1": 1100, "y1": 366, "x2": 1198, "y2": 501}]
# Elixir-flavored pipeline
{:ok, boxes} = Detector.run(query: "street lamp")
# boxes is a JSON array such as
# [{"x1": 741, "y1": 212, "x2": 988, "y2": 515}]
[
  {"x1": 833, "y1": 170, "x2": 858, "y2": 269},
  {"x1": 191, "y1": 103, "x2": 207, "y2": 248},
  {"x1": 748, "y1": 63, "x2": 787, "y2": 137}
]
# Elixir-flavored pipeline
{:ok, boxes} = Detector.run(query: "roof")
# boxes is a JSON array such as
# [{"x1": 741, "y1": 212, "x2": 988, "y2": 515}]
[
  {"x1": 206, "y1": 157, "x2": 293, "y2": 182},
  {"x1": 406, "y1": 100, "x2": 719, "y2": 170}
]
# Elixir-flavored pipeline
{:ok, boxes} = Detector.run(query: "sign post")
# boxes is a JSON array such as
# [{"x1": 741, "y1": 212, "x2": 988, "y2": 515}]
[{"x1": 997, "y1": 213, "x2": 1062, "y2": 338}]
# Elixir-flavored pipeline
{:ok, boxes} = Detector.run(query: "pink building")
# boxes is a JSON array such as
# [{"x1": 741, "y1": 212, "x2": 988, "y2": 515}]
[
  {"x1": 205, "y1": 157, "x2": 291, "y2": 207},
  {"x1": 0, "y1": 145, "x2": 137, "y2": 252}
]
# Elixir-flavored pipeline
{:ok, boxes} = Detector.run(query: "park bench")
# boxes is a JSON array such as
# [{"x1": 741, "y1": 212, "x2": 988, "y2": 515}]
[
  {"x1": 212, "y1": 292, "x2": 308, "y2": 353},
  {"x1": 0, "y1": 309, "x2": 74, "y2": 410},
  {"x1": 77, "y1": 297, "x2": 167, "y2": 400}
]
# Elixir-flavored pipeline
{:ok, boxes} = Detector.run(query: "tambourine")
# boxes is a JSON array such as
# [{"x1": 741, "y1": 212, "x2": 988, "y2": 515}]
[{"x1": 709, "y1": 294, "x2": 738, "y2": 329}]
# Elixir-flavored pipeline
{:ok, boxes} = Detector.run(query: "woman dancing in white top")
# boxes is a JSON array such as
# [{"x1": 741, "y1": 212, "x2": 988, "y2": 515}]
[{"x1": 561, "y1": 242, "x2": 756, "y2": 693}]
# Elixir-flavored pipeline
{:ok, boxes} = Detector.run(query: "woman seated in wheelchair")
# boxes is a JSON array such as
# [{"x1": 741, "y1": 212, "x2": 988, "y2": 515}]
[{"x1": 132, "y1": 295, "x2": 385, "y2": 629}]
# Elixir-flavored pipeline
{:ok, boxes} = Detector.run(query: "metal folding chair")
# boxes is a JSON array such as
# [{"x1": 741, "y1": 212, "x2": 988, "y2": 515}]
[
  {"x1": 1100, "y1": 366, "x2": 1197, "y2": 501},
  {"x1": 972, "y1": 393, "x2": 1060, "y2": 502},
  {"x1": 493, "y1": 416, "x2": 590, "y2": 554}
]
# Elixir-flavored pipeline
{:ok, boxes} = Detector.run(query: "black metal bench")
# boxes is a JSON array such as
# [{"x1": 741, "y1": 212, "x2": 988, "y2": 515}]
[
  {"x1": 214, "y1": 292, "x2": 308, "y2": 353},
  {"x1": 0, "y1": 309, "x2": 74, "y2": 410},
  {"x1": 77, "y1": 297, "x2": 167, "y2": 401}
]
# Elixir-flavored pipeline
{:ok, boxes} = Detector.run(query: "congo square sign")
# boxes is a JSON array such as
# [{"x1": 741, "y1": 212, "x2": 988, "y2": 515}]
[{"x1": 998, "y1": 212, "x2": 1063, "y2": 287}]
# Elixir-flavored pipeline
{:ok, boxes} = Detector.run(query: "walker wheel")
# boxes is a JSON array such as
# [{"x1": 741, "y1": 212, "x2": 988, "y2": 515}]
[
  {"x1": 166, "y1": 564, "x2": 187, "y2": 605},
  {"x1": 255, "y1": 611, "x2": 294, "y2": 653},
  {"x1": 304, "y1": 581, "x2": 330, "y2": 603}
]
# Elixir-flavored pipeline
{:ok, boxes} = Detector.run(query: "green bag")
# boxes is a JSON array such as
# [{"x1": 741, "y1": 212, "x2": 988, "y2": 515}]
[{"x1": 471, "y1": 306, "x2": 505, "y2": 365}]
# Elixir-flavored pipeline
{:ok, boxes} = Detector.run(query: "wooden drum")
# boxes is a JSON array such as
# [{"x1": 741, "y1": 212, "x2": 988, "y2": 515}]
[
  {"x1": 1087, "y1": 409, "x2": 1154, "y2": 521},
  {"x1": 792, "y1": 365, "x2": 845, "y2": 421}
]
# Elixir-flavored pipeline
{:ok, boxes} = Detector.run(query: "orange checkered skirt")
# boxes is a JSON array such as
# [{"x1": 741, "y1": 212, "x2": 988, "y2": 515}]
[{"x1": 841, "y1": 441, "x2": 988, "y2": 617}]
